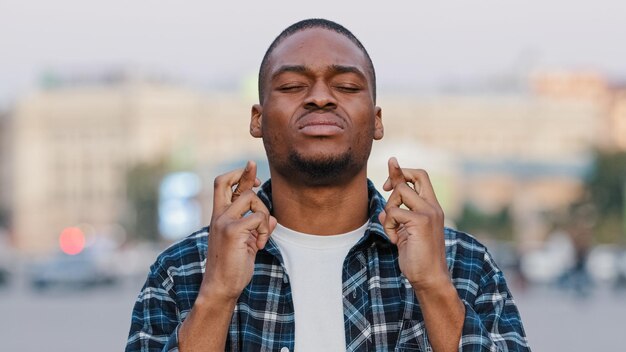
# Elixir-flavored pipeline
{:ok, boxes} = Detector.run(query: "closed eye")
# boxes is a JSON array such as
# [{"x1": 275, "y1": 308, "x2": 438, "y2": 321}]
[
  {"x1": 277, "y1": 84, "x2": 307, "y2": 92},
  {"x1": 334, "y1": 85, "x2": 362, "y2": 93}
]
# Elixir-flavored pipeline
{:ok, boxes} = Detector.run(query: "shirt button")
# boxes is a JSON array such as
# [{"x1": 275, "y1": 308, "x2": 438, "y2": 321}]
[{"x1": 280, "y1": 347, "x2": 289, "y2": 352}]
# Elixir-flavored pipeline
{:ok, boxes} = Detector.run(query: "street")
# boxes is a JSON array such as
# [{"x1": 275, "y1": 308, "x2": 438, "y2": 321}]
[{"x1": 1, "y1": 275, "x2": 624, "y2": 351}]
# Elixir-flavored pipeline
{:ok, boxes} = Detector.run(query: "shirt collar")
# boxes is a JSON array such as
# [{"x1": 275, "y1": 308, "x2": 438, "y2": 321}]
[{"x1": 256, "y1": 179, "x2": 392, "y2": 260}]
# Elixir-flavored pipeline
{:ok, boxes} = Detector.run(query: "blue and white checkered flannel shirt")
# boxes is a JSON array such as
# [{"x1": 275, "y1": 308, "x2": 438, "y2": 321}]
[{"x1": 127, "y1": 180, "x2": 530, "y2": 351}]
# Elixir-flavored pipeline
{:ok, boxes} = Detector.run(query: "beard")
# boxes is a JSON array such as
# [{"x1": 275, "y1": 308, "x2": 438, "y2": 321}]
[
  {"x1": 287, "y1": 149, "x2": 354, "y2": 186},
  {"x1": 263, "y1": 128, "x2": 375, "y2": 187},
  {"x1": 265, "y1": 142, "x2": 371, "y2": 187}
]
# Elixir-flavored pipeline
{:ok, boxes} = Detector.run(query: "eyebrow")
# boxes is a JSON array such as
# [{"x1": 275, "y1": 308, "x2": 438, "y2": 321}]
[
  {"x1": 329, "y1": 64, "x2": 367, "y2": 81},
  {"x1": 270, "y1": 65, "x2": 308, "y2": 81},
  {"x1": 270, "y1": 64, "x2": 367, "y2": 81}
]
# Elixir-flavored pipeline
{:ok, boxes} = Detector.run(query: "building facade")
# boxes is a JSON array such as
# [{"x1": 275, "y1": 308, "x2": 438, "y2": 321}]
[
  {"x1": 5, "y1": 71, "x2": 624, "y2": 253},
  {"x1": 8, "y1": 77, "x2": 261, "y2": 253}
]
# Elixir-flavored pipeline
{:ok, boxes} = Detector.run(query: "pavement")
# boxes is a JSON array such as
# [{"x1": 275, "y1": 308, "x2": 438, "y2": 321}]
[{"x1": 1, "y1": 272, "x2": 625, "y2": 351}]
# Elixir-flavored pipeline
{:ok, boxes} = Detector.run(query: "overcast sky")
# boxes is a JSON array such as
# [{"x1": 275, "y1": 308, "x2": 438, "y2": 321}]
[{"x1": 1, "y1": 0, "x2": 625, "y2": 107}]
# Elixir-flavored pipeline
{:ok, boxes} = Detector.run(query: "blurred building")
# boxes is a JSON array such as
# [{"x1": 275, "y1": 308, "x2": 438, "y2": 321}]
[
  {"x1": 610, "y1": 90, "x2": 626, "y2": 150},
  {"x1": 380, "y1": 92, "x2": 603, "y2": 246},
  {"x1": 382, "y1": 95, "x2": 602, "y2": 161},
  {"x1": 0, "y1": 110, "x2": 12, "y2": 231},
  {"x1": 531, "y1": 70, "x2": 626, "y2": 151},
  {"x1": 7, "y1": 73, "x2": 262, "y2": 253},
  {"x1": 4, "y1": 70, "x2": 625, "y2": 252}
]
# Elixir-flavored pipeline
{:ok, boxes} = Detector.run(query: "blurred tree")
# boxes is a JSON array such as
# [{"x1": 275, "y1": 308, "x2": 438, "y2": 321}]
[
  {"x1": 0, "y1": 208, "x2": 7, "y2": 228},
  {"x1": 584, "y1": 150, "x2": 626, "y2": 243},
  {"x1": 455, "y1": 203, "x2": 514, "y2": 242},
  {"x1": 123, "y1": 159, "x2": 168, "y2": 242}
]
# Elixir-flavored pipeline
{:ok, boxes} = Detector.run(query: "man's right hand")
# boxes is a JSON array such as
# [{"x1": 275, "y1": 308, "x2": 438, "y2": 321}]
[
  {"x1": 179, "y1": 161, "x2": 276, "y2": 351},
  {"x1": 201, "y1": 160, "x2": 277, "y2": 300}
]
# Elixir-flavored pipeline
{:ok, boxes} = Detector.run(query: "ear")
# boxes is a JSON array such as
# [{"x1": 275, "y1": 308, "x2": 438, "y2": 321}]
[
  {"x1": 374, "y1": 106, "x2": 384, "y2": 140},
  {"x1": 250, "y1": 104, "x2": 263, "y2": 138}
]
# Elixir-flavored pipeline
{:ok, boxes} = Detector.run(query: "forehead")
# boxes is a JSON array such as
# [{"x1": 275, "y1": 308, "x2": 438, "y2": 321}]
[{"x1": 267, "y1": 28, "x2": 369, "y2": 75}]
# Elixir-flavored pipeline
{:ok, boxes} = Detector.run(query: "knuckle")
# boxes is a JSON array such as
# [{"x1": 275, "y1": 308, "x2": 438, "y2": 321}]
[
  {"x1": 213, "y1": 175, "x2": 226, "y2": 188},
  {"x1": 250, "y1": 212, "x2": 265, "y2": 222},
  {"x1": 241, "y1": 189, "x2": 256, "y2": 197},
  {"x1": 388, "y1": 189, "x2": 401, "y2": 200},
  {"x1": 398, "y1": 182, "x2": 413, "y2": 192},
  {"x1": 223, "y1": 221, "x2": 239, "y2": 235},
  {"x1": 213, "y1": 216, "x2": 229, "y2": 230},
  {"x1": 423, "y1": 206, "x2": 436, "y2": 217},
  {"x1": 416, "y1": 169, "x2": 431, "y2": 182},
  {"x1": 386, "y1": 206, "x2": 400, "y2": 217},
  {"x1": 234, "y1": 189, "x2": 251, "y2": 201}
]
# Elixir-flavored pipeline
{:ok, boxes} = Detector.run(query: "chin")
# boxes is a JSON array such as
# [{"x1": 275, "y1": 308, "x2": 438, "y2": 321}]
[{"x1": 284, "y1": 150, "x2": 363, "y2": 186}]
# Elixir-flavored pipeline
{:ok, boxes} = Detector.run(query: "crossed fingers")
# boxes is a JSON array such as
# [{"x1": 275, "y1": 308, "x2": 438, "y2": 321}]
[
  {"x1": 212, "y1": 161, "x2": 261, "y2": 218},
  {"x1": 211, "y1": 160, "x2": 275, "y2": 249},
  {"x1": 383, "y1": 157, "x2": 440, "y2": 208},
  {"x1": 379, "y1": 157, "x2": 444, "y2": 244}
]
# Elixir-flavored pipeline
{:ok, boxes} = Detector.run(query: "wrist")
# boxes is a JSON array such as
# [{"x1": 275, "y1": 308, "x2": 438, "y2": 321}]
[
  {"x1": 179, "y1": 281, "x2": 238, "y2": 351},
  {"x1": 411, "y1": 274, "x2": 456, "y2": 301},
  {"x1": 198, "y1": 281, "x2": 240, "y2": 308},
  {"x1": 413, "y1": 278, "x2": 464, "y2": 323},
  {"x1": 409, "y1": 270, "x2": 453, "y2": 294}
]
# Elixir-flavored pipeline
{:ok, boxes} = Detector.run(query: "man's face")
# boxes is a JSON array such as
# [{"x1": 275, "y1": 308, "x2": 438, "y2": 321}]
[{"x1": 251, "y1": 28, "x2": 383, "y2": 186}]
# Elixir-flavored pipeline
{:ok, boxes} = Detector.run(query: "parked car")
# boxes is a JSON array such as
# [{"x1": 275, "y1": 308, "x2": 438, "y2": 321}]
[{"x1": 28, "y1": 251, "x2": 117, "y2": 291}]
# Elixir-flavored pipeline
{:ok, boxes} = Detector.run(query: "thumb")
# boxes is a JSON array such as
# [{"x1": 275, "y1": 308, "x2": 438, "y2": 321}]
[
  {"x1": 378, "y1": 209, "x2": 386, "y2": 224},
  {"x1": 385, "y1": 157, "x2": 404, "y2": 191},
  {"x1": 257, "y1": 215, "x2": 278, "y2": 249}
]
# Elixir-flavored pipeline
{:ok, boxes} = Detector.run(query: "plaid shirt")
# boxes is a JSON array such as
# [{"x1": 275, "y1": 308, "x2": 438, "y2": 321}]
[{"x1": 126, "y1": 180, "x2": 530, "y2": 351}]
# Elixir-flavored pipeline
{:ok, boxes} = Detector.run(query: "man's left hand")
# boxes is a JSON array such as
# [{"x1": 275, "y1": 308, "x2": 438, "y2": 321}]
[{"x1": 378, "y1": 157, "x2": 450, "y2": 293}]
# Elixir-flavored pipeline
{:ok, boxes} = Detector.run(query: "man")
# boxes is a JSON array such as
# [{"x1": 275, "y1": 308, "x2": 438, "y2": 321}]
[{"x1": 126, "y1": 18, "x2": 529, "y2": 352}]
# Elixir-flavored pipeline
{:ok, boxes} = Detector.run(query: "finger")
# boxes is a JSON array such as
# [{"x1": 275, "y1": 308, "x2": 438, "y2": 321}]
[
  {"x1": 382, "y1": 207, "x2": 433, "y2": 245},
  {"x1": 236, "y1": 212, "x2": 271, "y2": 250},
  {"x1": 378, "y1": 210, "x2": 398, "y2": 244},
  {"x1": 212, "y1": 162, "x2": 258, "y2": 217},
  {"x1": 232, "y1": 161, "x2": 258, "y2": 202},
  {"x1": 384, "y1": 157, "x2": 405, "y2": 191},
  {"x1": 257, "y1": 215, "x2": 277, "y2": 249},
  {"x1": 223, "y1": 190, "x2": 271, "y2": 220},
  {"x1": 213, "y1": 167, "x2": 248, "y2": 217},
  {"x1": 381, "y1": 207, "x2": 410, "y2": 244},
  {"x1": 237, "y1": 212, "x2": 276, "y2": 251},
  {"x1": 399, "y1": 169, "x2": 440, "y2": 207},
  {"x1": 386, "y1": 182, "x2": 434, "y2": 213}
]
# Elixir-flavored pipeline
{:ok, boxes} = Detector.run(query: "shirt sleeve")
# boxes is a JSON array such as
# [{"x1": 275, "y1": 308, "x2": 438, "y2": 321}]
[
  {"x1": 125, "y1": 263, "x2": 182, "y2": 352},
  {"x1": 458, "y1": 253, "x2": 530, "y2": 352}
]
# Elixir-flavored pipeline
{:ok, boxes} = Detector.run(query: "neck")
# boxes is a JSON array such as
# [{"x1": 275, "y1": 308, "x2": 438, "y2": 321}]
[{"x1": 269, "y1": 171, "x2": 370, "y2": 235}]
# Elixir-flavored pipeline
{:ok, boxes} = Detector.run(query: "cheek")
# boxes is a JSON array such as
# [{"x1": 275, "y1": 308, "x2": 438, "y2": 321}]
[{"x1": 261, "y1": 123, "x2": 285, "y2": 150}]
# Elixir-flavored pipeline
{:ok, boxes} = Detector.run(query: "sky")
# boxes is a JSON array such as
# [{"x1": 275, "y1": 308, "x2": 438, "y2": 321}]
[{"x1": 1, "y1": 0, "x2": 625, "y2": 108}]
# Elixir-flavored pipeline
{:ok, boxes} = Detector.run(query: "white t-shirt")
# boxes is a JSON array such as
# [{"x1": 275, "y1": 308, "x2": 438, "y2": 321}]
[{"x1": 271, "y1": 222, "x2": 368, "y2": 352}]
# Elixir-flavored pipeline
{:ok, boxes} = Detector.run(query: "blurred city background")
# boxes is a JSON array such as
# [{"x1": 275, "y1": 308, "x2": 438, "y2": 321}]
[{"x1": 1, "y1": 1, "x2": 626, "y2": 351}]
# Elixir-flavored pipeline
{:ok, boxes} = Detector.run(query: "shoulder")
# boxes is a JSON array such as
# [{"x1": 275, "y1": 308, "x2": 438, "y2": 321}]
[
  {"x1": 444, "y1": 227, "x2": 490, "y2": 255},
  {"x1": 443, "y1": 228, "x2": 502, "y2": 288},
  {"x1": 147, "y1": 227, "x2": 209, "y2": 289}
]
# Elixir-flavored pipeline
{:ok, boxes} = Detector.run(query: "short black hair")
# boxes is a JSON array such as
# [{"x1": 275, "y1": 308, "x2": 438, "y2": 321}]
[{"x1": 258, "y1": 18, "x2": 376, "y2": 103}]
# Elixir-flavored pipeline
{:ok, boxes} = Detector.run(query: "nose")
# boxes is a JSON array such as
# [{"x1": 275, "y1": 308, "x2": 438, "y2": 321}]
[{"x1": 303, "y1": 81, "x2": 337, "y2": 111}]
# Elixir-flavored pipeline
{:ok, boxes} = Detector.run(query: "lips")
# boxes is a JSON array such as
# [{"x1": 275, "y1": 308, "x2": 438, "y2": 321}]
[{"x1": 296, "y1": 113, "x2": 345, "y2": 136}]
